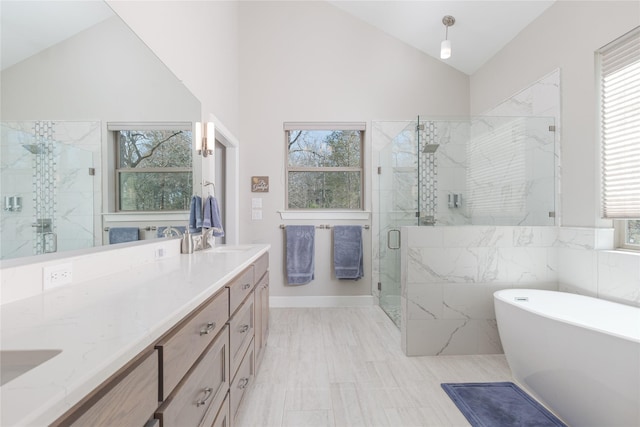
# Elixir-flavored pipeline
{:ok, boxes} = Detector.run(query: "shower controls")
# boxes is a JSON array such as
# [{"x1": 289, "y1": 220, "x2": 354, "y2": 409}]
[
  {"x1": 3, "y1": 196, "x2": 22, "y2": 212},
  {"x1": 447, "y1": 193, "x2": 462, "y2": 208},
  {"x1": 31, "y1": 218, "x2": 52, "y2": 233}
]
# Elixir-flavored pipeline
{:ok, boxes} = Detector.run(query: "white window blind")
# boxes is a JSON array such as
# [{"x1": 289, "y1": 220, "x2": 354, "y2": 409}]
[{"x1": 600, "y1": 27, "x2": 640, "y2": 219}]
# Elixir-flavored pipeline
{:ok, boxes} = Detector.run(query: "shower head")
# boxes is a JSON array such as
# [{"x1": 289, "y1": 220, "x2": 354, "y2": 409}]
[
  {"x1": 423, "y1": 143, "x2": 439, "y2": 154},
  {"x1": 21, "y1": 144, "x2": 46, "y2": 155}
]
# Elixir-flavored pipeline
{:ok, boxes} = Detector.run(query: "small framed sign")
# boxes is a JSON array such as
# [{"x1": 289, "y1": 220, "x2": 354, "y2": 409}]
[{"x1": 251, "y1": 176, "x2": 269, "y2": 192}]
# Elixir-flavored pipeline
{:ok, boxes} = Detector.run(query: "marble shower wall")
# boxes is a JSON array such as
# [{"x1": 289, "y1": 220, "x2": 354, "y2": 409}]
[
  {"x1": 0, "y1": 121, "x2": 100, "y2": 259},
  {"x1": 401, "y1": 225, "x2": 559, "y2": 356},
  {"x1": 556, "y1": 227, "x2": 640, "y2": 306}
]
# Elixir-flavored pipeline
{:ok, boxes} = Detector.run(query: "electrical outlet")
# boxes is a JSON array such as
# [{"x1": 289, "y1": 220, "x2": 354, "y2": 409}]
[
  {"x1": 43, "y1": 263, "x2": 73, "y2": 290},
  {"x1": 155, "y1": 247, "x2": 165, "y2": 259}
]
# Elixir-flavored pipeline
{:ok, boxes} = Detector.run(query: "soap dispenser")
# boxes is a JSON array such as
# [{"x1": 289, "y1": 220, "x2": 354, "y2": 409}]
[{"x1": 181, "y1": 228, "x2": 194, "y2": 254}]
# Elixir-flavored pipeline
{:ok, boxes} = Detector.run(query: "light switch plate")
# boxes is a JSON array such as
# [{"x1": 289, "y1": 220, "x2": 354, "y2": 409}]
[
  {"x1": 252, "y1": 198, "x2": 263, "y2": 208},
  {"x1": 252, "y1": 210, "x2": 262, "y2": 220}
]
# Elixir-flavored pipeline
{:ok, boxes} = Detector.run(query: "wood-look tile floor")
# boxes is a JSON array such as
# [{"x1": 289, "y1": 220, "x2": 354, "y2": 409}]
[{"x1": 235, "y1": 306, "x2": 514, "y2": 427}]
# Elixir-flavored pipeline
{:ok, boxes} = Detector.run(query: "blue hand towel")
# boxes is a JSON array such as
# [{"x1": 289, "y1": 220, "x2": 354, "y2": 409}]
[
  {"x1": 108, "y1": 227, "x2": 139, "y2": 244},
  {"x1": 189, "y1": 195, "x2": 202, "y2": 233},
  {"x1": 286, "y1": 225, "x2": 315, "y2": 285},
  {"x1": 203, "y1": 195, "x2": 225, "y2": 237},
  {"x1": 333, "y1": 225, "x2": 363, "y2": 280}
]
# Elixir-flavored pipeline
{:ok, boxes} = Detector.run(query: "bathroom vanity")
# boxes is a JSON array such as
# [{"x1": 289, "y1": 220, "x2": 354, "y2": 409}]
[{"x1": 0, "y1": 244, "x2": 269, "y2": 427}]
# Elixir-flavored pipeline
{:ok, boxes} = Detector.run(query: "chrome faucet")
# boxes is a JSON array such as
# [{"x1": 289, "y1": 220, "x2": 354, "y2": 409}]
[
  {"x1": 162, "y1": 226, "x2": 183, "y2": 238},
  {"x1": 200, "y1": 227, "x2": 222, "y2": 250}
]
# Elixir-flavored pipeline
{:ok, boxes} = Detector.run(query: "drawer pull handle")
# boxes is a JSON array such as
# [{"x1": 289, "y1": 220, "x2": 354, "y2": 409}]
[
  {"x1": 195, "y1": 387, "x2": 213, "y2": 407},
  {"x1": 239, "y1": 324, "x2": 250, "y2": 333},
  {"x1": 200, "y1": 322, "x2": 216, "y2": 336},
  {"x1": 238, "y1": 378, "x2": 249, "y2": 389},
  {"x1": 242, "y1": 283, "x2": 251, "y2": 290}
]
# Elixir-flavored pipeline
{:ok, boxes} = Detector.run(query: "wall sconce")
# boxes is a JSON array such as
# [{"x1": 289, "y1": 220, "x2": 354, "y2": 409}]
[
  {"x1": 440, "y1": 15, "x2": 455, "y2": 60},
  {"x1": 195, "y1": 121, "x2": 214, "y2": 157}
]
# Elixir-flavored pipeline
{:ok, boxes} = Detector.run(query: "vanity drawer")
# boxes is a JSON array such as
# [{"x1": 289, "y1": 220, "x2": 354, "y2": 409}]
[
  {"x1": 228, "y1": 296, "x2": 255, "y2": 377},
  {"x1": 156, "y1": 287, "x2": 229, "y2": 400},
  {"x1": 204, "y1": 392, "x2": 229, "y2": 427},
  {"x1": 226, "y1": 266, "x2": 254, "y2": 316},
  {"x1": 230, "y1": 340, "x2": 255, "y2": 426},
  {"x1": 253, "y1": 252, "x2": 269, "y2": 283},
  {"x1": 155, "y1": 326, "x2": 229, "y2": 427},
  {"x1": 56, "y1": 349, "x2": 158, "y2": 427}
]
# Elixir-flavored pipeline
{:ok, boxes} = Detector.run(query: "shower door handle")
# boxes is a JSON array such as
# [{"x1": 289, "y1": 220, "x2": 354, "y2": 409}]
[{"x1": 387, "y1": 229, "x2": 401, "y2": 250}]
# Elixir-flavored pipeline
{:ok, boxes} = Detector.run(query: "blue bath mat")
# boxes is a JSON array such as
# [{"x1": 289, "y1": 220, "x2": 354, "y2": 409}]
[{"x1": 441, "y1": 382, "x2": 567, "y2": 427}]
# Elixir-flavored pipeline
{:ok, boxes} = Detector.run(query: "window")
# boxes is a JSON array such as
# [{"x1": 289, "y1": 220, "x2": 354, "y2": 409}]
[
  {"x1": 111, "y1": 123, "x2": 193, "y2": 212},
  {"x1": 599, "y1": 27, "x2": 640, "y2": 249},
  {"x1": 285, "y1": 122, "x2": 365, "y2": 209}
]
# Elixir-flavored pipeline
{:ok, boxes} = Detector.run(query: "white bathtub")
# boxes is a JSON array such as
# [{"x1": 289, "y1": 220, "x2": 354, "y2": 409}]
[{"x1": 494, "y1": 289, "x2": 640, "y2": 427}]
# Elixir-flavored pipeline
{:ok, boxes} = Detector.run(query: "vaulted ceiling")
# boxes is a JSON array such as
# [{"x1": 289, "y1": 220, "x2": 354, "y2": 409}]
[{"x1": 330, "y1": 1, "x2": 556, "y2": 75}]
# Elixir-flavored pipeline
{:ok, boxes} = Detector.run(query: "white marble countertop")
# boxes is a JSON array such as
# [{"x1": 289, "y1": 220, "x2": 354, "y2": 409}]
[{"x1": 0, "y1": 244, "x2": 269, "y2": 426}]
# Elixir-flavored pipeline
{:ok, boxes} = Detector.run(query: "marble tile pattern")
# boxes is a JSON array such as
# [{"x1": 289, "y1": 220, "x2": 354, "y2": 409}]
[
  {"x1": 401, "y1": 226, "x2": 559, "y2": 356},
  {"x1": 235, "y1": 306, "x2": 514, "y2": 427},
  {"x1": 0, "y1": 121, "x2": 100, "y2": 260}
]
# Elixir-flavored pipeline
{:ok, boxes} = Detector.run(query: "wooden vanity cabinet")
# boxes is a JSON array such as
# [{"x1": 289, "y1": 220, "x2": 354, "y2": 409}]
[
  {"x1": 51, "y1": 349, "x2": 158, "y2": 427},
  {"x1": 254, "y1": 272, "x2": 269, "y2": 367},
  {"x1": 156, "y1": 288, "x2": 229, "y2": 401},
  {"x1": 227, "y1": 266, "x2": 254, "y2": 316},
  {"x1": 51, "y1": 250, "x2": 269, "y2": 427},
  {"x1": 207, "y1": 393, "x2": 230, "y2": 427},
  {"x1": 228, "y1": 297, "x2": 254, "y2": 377},
  {"x1": 229, "y1": 340, "x2": 255, "y2": 425},
  {"x1": 155, "y1": 326, "x2": 229, "y2": 427}
]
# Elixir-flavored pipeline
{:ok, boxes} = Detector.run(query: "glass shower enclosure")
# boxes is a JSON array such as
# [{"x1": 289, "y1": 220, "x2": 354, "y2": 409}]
[
  {"x1": 1, "y1": 121, "x2": 97, "y2": 260},
  {"x1": 376, "y1": 115, "x2": 556, "y2": 326}
]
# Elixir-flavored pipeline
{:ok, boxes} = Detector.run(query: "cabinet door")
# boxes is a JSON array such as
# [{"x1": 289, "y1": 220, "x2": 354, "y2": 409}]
[
  {"x1": 230, "y1": 340, "x2": 255, "y2": 426},
  {"x1": 156, "y1": 326, "x2": 229, "y2": 427},
  {"x1": 228, "y1": 296, "x2": 254, "y2": 378},
  {"x1": 253, "y1": 252, "x2": 269, "y2": 284},
  {"x1": 254, "y1": 274, "x2": 269, "y2": 366},
  {"x1": 203, "y1": 393, "x2": 229, "y2": 427},
  {"x1": 55, "y1": 349, "x2": 158, "y2": 427}
]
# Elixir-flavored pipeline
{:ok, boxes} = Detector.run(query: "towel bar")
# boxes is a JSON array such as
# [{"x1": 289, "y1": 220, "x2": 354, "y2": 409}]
[
  {"x1": 104, "y1": 226, "x2": 158, "y2": 232},
  {"x1": 279, "y1": 224, "x2": 370, "y2": 230}
]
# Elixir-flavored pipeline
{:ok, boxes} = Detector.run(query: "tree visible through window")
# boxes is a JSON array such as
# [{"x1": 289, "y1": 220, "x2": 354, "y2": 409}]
[
  {"x1": 116, "y1": 128, "x2": 192, "y2": 211},
  {"x1": 286, "y1": 125, "x2": 364, "y2": 209}
]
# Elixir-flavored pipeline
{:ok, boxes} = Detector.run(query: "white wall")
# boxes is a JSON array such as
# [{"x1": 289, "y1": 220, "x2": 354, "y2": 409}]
[
  {"x1": 107, "y1": 0, "x2": 240, "y2": 138},
  {"x1": 1, "y1": 16, "x2": 199, "y2": 122},
  {"x1": 238, "y1": 1, "x2": 469, "y2": 299},
  {"x1": 470, "y1": 1, "x2": 640, "y2": 228}
]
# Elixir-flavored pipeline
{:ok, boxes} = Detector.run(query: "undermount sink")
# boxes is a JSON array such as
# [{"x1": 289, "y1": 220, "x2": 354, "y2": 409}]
[
  {"x1": 206, "y1": 245, "x2": 253, "y2": 253},
  {"x1": 0, "y1": 349, "x2": 62, "y2": 386}
]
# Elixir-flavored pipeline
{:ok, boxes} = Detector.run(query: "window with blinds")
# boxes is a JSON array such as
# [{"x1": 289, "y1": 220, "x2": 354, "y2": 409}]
[{"x1": 599, "y1": 27, "x2": 640, "y2": 220}]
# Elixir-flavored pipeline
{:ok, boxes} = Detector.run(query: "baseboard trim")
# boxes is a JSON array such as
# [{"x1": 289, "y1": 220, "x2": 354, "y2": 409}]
[{"x1": 270, "y1": 295, "x2": 375, "y2": 308}]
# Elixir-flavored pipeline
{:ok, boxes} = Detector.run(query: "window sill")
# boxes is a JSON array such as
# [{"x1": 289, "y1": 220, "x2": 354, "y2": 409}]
[
  {"x1": 278, "y1": 210, "x2": 370, "y2": 221},
  {"x1": 103, "y1": 212, "x2": 189, "y2": 222}
]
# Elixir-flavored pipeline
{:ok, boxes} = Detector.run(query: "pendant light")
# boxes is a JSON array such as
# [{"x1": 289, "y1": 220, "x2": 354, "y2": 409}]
[{"x1": 440, "y1": 15, "x2": 455, "y2": 60}]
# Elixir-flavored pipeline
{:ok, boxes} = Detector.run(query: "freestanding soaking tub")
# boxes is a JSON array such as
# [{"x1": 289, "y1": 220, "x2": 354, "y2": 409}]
[{"x1": 494, "y1": 289, "x2": 640, "y2": 427}]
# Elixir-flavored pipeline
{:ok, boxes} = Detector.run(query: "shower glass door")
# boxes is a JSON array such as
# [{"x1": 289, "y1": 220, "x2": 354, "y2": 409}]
[
  {"x1": 378, "y1": 121, "x2": 419, "y2": 327},
  {"x1": 1, "y1": 121, "x2": 95, "y2": 260}
]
